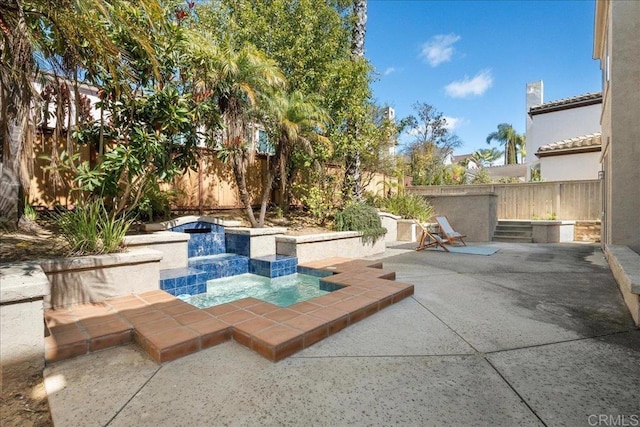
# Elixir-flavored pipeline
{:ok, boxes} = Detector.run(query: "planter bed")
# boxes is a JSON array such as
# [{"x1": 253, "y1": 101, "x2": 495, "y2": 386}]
[{"x1": 276, "y1": 231, "x2": 386, "y2": 264}]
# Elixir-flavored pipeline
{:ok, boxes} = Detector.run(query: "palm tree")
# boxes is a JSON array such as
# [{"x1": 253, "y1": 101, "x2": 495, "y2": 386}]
[
  {"x1": 264, "y1": 91, "x2": 330, "y2": 216},
  {"x1": 0, "y1": 0, "x2": 163, "y2": 226},
  {"x1": 472, "y1": 147, "x2": 503, "y2": 167},
  {"x1": 343, "y1": 0, "x2": 368, "y2": 202},
  {"x1": 194, "y1": 36, "x2": 285, "y2": 227},
  {"x1": 486, "y1": 123, "x2": 525, "y2": 165}
]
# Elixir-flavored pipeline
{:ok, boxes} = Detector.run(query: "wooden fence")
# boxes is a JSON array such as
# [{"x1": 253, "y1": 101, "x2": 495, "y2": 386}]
[{"x1": 408, "y1": 180, "x2": 601, "y2": 220}]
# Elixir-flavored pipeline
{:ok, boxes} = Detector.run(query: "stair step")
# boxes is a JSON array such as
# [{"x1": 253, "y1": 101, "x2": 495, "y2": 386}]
[
  {"x1": 492, "y1": 235, "x2": 534, "y2": 243},
  {"x1": 188, "y1": 253, "x2": 249, "y2": 280},
  {"x1": 495, "y1": 224, "x2": 533, "y2": 231},
  {"x1": 497, "y1": 220, "x2": 532, "y2": 226},
  {"x1": 493, "y1": 230, "x2": 533, "y2": 237},
  {"x1": 159, "y1": 267, "x2": 208, "y2": 296}
]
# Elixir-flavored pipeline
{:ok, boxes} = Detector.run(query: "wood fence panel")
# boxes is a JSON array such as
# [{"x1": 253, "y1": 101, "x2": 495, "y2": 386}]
[{"x1": 408, "y1": 180, "x2": 600, "y2": 220}]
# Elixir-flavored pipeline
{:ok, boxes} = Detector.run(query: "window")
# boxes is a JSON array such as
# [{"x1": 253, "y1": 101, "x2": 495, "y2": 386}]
[{"x1": 256, "y1": 129, "x2": 274, "y2": 156}]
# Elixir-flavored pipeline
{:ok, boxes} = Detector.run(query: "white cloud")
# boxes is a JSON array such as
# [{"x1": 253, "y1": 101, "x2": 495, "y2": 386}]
[
  {"x1": 442, "y1": 116, "x2": 465, "y2": 131},
  {"x1": 445, "y1": 69, "x2": 493, "y2": 98},
  {"x1": 383, "y1": 67, "x2": 396, "y2": 76},
  {"x1": 420, "y1": 34, "x2": 461, "y2": 67}
]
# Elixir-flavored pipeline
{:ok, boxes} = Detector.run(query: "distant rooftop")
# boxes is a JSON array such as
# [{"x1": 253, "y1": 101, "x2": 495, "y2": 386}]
[
  {"x1": 536, "y1": 133, "x2": 602, "y2": 157},
  {"x1": 529, "y1": 92, "x2": 602, "y2": 116}
]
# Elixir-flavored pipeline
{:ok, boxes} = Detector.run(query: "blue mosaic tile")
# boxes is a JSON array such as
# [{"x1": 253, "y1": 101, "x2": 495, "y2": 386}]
[
  {"x1": 249, "y1": 255, "x2": 298, "y2": 278},
  {"x1": 187, "y1": 254, "x2": 249, "y2": 280},
  {"x1": 319, "y1": 280, "x2": 345, "y2": 292},
  {"x1": 169, "y1": 221, "x2": 226, "y2": 257},
  {"x1": 159, "y1": 267, "x2": 207, "y2": 296},
  {"x1": 225, "y1": 234, "x2": 250, "y2": 257},
  {"x1": 296, "y1": 266, "x2": 334, "y2": 278}
]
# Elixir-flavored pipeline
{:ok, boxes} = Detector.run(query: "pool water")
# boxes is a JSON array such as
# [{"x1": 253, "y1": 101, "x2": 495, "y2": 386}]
[{"x1": 179, "y1": 273, "x2": 329, "y2": 309}]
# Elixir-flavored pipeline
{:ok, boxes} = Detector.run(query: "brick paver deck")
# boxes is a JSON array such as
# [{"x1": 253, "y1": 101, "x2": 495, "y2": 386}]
[{"x1": 44, "y1": 258, "x2": 413, "y2": 363}]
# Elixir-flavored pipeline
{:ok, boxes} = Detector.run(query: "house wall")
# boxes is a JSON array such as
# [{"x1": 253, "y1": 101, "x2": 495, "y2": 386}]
[
  {"x1": 597, "y1": 0, "x2": 640, "y2": 250},
  {"x1": 527, "y1": 104, "x2": 602, "y2": 161},
  {"x1": 540, "y1": 152, "x2": 601, "y2": 182}
]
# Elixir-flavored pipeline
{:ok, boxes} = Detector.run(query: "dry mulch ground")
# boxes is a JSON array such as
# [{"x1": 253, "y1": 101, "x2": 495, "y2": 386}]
[
  {"x1": 0, "y1": 210, "x2": 330, "y2": 425},
  {"x1": 1, "y1": 221, "x2": 60, "y2": 426}
]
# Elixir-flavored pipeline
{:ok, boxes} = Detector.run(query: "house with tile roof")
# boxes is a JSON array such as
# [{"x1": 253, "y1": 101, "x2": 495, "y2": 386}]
[{"x1": 525, "y1": 85, "x2": 602, "y2": 181}]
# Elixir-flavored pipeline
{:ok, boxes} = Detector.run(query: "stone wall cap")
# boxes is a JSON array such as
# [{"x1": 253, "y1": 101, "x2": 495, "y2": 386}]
[
  {"x1": 225, "y1": 227, "x2": 287, "y2": 236},
  {"x1": 424, "y1": 192, "x2": 497, "y2": 197},
  {"x1": 142, "y1": 216, "x2": 243, "y2": 231},
  {"x1": 39, "y1": 248, "x2": 163, "y2": 273},
  {"x1": 276, "y1": 231, "x2": 363, "y2": 243},
  {"x1": 123, "y1": 231, "x2": 190, "y2": 245},
  {"x1": 378, "y1": 211, "x2": 402, "y2": 220},
  {"x1": 0, "y1": 262, "x2": 50, "y2": 302},
  {"x1": 531, "y1": 220, "x2": 576, "y2": 225},
  {"x1": 606, "y1": 245, "x2": 640, "y2": 294}
]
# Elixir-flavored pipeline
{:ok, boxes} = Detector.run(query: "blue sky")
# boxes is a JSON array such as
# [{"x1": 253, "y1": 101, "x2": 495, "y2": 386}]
[{"x1": 366, "y1": 0, "x2": 602, "y2": 155}]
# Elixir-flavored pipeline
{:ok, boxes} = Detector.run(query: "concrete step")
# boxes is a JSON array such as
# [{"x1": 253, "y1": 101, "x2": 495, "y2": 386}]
[
  {"x1": 492, "y1": 235, "x2": 534, "y2": 243},
  {"x1": 497, "y1": 220, "x2": 532, "y2": 227},
  {"x1": 493, "y1": 230, "x2": 533, "y2": 238},
  {"x1": 495, "y1": 225, "x2": 533, "y2": 233}
]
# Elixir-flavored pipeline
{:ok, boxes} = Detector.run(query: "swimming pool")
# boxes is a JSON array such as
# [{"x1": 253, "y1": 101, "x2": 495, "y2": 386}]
[{"x1": 179, "y1": 273, "x2": 330, "y2": 308}]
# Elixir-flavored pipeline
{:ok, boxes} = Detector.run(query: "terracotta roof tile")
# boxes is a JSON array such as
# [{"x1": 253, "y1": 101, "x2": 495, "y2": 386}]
[
  {"x1": 536, "y1": 133, "x2": 602, "y2": 157},
  {"x1": 529, "y1": 92, "x2": 602, "y2": 115}
]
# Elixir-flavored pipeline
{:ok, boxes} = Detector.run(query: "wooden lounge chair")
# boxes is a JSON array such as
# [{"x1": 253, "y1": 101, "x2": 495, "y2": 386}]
[
  {"x1": 435, "y1": 215, "x2": 467, "y2": 246},
  {"x1": 415, "y1": 220, "x2": 449, "y2": 252}
]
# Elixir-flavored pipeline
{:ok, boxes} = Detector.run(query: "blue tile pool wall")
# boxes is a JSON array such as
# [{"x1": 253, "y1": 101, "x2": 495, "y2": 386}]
[
  {"x1": 188, "y1": 254, "x2": 249, "y2": 280},
  {"x1": 296, "y1": 266, "x2": 343, "y2": 291},
  {"x1": 249, "y1": 255, "x2": 298, "y2": 278},
  {"x1": 169, "y1": 222, "x2": 226, "y2": 257},
  {"x1": 318, "y1": 279, "x2": 345, "y2": 292},
  {"x1": 159, "y1": 268, "x2": 207, "y2": 296},
  {"x1": 225, "y1": 234, "x2": 250, "y2": 257},
  {"x1": 296, "y1": 266, "x2": 335, "y2": 278}
]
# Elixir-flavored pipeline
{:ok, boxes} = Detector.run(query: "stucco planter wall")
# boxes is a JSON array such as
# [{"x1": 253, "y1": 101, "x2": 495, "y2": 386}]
[
  {"x1": 124, "y1": 231, "x2": 190, "y2": 270},
  {"x1": 378, "y1": 212, "x2": 400, "y2": 243},
  {"x1": 0, "y1": 262, "x2": 49, "y2": 368},
  {"x1": 531, "y1": 220, "x2": 576, "y2": 243},
  {"x1": 276, "y1": 231, "x2": 386, "y2": 264},
  {"x1": 41, "y1": 248, "x2": 163, "y2": 309},
  {"x1": 398, "y1": 219, "x2": 421, "y2": 242},
  {"x1": 421, "y1": 193, "x2": 498, "y2": 242}
]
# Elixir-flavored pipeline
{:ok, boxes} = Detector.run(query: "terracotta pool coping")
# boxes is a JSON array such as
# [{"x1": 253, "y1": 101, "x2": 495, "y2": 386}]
[{"x1": 44, "y1": 258, "x2": 414, "y2": 363}]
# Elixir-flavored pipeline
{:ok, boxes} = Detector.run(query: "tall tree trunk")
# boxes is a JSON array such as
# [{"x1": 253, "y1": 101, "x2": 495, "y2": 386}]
[
  {"x1": 0, "y1": 0, "x2": 36, "y2": 226},
  {"x1": 351, "y1": 0, "x2": 367, "y2": 58},
  {"x1": 343, "y1": 0, "x2": 367, "y2": 202},
  {"x1": 231, "y1": 153, "x2": 259, "y2": 228}
]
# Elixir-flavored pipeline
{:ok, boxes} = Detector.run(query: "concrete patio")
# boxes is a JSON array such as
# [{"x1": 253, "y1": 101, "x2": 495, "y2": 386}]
[{"x1": 44, "y1": 242, "x2": 640, "y2": 426}]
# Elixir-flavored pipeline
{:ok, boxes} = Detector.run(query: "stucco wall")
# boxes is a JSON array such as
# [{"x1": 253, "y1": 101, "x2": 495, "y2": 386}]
[
  {"x1": 527, "y1": 103, "x2": 602, "y2": 163},
  {"x1": 600, "y1": 0, "x2": 640, "y2": 250},
  {"x1": 423, "y1": 193, "x2": 498, "y2": 242},
  {"x1": 540, "y1": 152, "x2": 601, "y2": 181}
]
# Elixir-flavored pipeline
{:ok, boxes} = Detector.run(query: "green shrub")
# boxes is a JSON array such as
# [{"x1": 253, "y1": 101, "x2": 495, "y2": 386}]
[
  {"x1": 56, "y1": 199, "x2": 132, "y2": 255},
  {"x1": 380, "y1": 193, "x2": 434, "y2": 222},
  {"x1": 23, "y1": 201, "x2": 38, "y2": 221},
  {"x1": 133, "y1": 183, "x2": 177, "y2": 222},
  {"x1": 334, "y1": 202, "x2": 386, "y2": 244}
]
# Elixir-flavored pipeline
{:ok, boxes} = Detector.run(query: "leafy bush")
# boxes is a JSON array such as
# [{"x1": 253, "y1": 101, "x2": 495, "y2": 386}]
[
  {"x1": 380, "y1": 193, "x2": 434, "y2": 222},
  {"x1": 56, "y1": 199, "x2": 132, "y2": 255},
  {"x1": 334, "y1": 202, "x2": 386, "y2": 244},
  {"x1": 132, "y1": 183, "x2": 177, "y2": 222}
]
